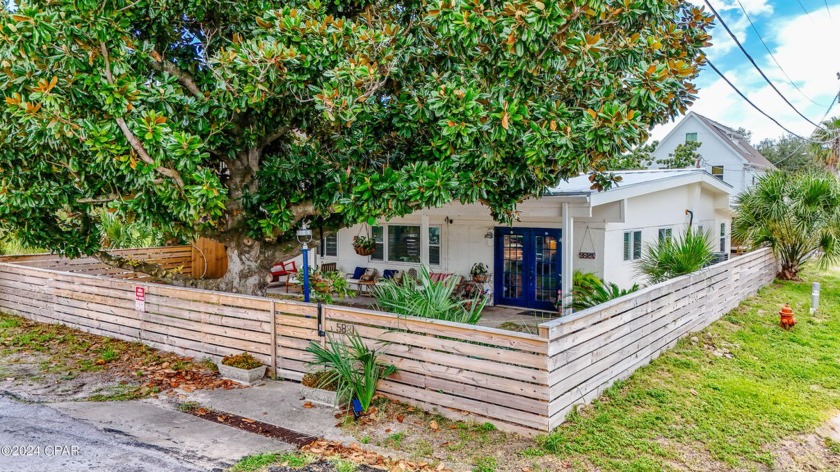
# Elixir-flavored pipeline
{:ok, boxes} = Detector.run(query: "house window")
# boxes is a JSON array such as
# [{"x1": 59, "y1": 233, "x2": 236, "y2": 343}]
[
  {"x1": 321, "y1": 233, "x2": 337, "y2": 257},
  {"x1": 685, "y1": 132, "x2": 698, "y2": 142},
  {"x1": 720, "y1": 223, "x2": 726, "y2": 252},
  {"x1": 711, "y1": 165, "x2": 724, "y2": 180},
  {"x1": 658, "y1": 228, "x2": 672, "y2": 242},
  {"x1": 371, "y1": 226, "x2": 384, "y2": 261},
  {"x1": 388, "y1": 225, "x2": 422, "y2": 263},
  {"x1": 428, "y1": 226, "x2": 441, "y2": 265},
  {"x1": 623, "y1": 230, "x2": 642, "y2": 261}
]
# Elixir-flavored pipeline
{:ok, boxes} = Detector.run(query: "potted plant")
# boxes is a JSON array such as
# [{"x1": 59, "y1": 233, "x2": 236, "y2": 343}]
[
  {"x1": 470, "y1": 262, "x2": 489, "y2": 283},
  {"x1": 218, "y1": 352, "x2": 266, "y2": 385},
  {"x1": 352, "y1": 236, "x2": 377, "y2": 256}
]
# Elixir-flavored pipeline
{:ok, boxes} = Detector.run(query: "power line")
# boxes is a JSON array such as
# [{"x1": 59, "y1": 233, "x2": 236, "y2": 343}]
[
  {"x1": 798, "y1": 0, "x2": 813, "y2": 19},
  {"x1": 735, "y1": 0, "x2": 826, "y2": 107},
  {"x1": 768, "y1": 93, "x2": 838, "y2": 166},
  {"x1": 706, "y1": 59, "x2": 806, "y2": 139},
  {"x1": 826, "y1": 1, "x2": 834, "y2": 23},
  {"x1": 704, "y1": 0, "x2": 825, "y2": 130}
]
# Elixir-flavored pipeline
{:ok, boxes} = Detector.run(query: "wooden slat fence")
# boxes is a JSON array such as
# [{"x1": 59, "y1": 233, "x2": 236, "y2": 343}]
[
  {"x1": 538, "y1": 248, "x2": 777, "y2": 430},
  {"x1": 0, "y1": 247, "x2": 777, "y2": 433}
]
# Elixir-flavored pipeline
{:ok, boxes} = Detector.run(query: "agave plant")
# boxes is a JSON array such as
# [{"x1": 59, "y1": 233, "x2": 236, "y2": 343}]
[
  {"x1": 733, "y1": 170, "x2": 840, "y2": 280},
  {"x1": 571, "y1": 272, "x2": 639, "y2": 310},
  {"x1": 306, "y1": 331, "x2": 396, "y2": 413},
  {"x1": 371, "y1": 266, "x2": 485, "y2": 324},
  {"x1": 636, "y1": 228, "x2": 715, "y2": 284}
]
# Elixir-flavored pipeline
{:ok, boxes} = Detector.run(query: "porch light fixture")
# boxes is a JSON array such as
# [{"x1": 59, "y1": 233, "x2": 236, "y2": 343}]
[
  {"x1": 484, "y1": 229, "x2": 494, "y2": 239},
  {"x1": 297, "y1": 222, "x2": 313, "y2": 303}
]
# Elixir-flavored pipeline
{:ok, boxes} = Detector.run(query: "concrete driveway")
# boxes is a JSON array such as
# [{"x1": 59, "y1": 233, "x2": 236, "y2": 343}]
[{"x1": 0, "y1": 394, "x2": 293, "y2": 472}]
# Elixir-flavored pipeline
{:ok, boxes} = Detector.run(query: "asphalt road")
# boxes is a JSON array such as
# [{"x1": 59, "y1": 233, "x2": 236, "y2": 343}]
[{"x1": 0, "y1": 395, "x2": 206, "y2": 472}]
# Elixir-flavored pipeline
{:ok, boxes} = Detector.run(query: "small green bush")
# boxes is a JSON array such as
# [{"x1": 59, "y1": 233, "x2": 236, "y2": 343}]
[
  {"x1": 306, "y1": 331, "x2": 396, "y2": 413},
  {"x1": 571, "y1": 272, "x2": 639, "y2": 310},
  {"x1": 636, "y1": 228, "x2": 714, "y2": 284},
  {"x1": 372, "y1": 266, "x2": 485, "y2": 324},
  {"x1": 221, "y1": 352, "x2": 263, "y2": 369}
]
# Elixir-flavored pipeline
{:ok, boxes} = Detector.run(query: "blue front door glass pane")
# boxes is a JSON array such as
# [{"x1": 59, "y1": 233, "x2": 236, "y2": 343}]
[{"x1": 495, "y1": 228, "x2": 561, "y2": 310}]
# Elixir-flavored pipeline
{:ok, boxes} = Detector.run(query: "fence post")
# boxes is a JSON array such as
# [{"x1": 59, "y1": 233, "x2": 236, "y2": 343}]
[{"x1": 270, "y1": 300, "x2": 278, "y2": 380}]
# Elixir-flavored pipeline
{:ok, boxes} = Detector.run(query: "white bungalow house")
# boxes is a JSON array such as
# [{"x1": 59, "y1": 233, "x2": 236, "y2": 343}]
[
  {"x1": 314, "y1": 169, "x2": 733, "y2": 311},
  {"x1": 650, "y1": 112, "x2": 776, "y2": 200}
]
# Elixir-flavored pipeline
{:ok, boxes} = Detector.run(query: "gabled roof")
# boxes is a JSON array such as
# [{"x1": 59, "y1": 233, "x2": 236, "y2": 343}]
[
  {"x1": 692, "y1": 113, "x2": 776, "y2": 169},
  {"x1": 547, "y1": 169, "x2": 732, "y2": 206}
]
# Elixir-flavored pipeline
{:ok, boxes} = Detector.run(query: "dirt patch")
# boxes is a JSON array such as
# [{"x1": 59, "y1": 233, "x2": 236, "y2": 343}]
[
  {"x1": 338, "y1": 397, "x2": 572, "y2": 472},
  {"x1": 0, "y1": 312, "x2": 243, "y2": 402},
  {"x1": 769, "y1": 433, "x2": 840, "y2": 471}
]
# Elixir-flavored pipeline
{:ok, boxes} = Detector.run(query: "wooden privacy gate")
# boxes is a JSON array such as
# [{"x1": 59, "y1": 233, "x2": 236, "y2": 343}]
[{"x1": 0, "y1": 248, "x2": 777, "y2": 433}]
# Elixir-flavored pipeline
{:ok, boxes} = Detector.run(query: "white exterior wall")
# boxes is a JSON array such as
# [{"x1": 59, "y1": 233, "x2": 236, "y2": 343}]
[
  {"x1": 600, "y1": 184, "x2": 731, "y2": 289},
  {"x1": 651, "y1": 114, "x2": 752, "y2": 197},
  {"x1": 320, "y1": 180, "x2": 732, "y2": 305}
]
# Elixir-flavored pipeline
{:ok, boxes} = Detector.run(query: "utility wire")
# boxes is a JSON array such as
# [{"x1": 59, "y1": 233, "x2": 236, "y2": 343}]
[
  {"x1": 798, "y1": 0, "x2": 813, "y2": 19},
  {"x1": 704, "y1": 0, "x2": 825, "y2": 130},
  {"x1": 735, "y1": 0, "x2": 826, "y2": 107},
  {"x1": 769, "y1": 93, "x2": 838, "y2": 165},
  {"x1": 706, "y1": 59, "x2": 806, "y2": 139},
  {"x1": 826, "y1": 1, "x2": 834, "y2": 23}
]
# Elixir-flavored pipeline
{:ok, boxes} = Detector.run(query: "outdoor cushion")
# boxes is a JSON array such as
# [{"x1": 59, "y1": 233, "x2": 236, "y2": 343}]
[
  {"x1": 429, "y1": 272, "x2": 453, "y2": 283},
  {"x1": 352, "y1": 266, "x2": 367, "y2": 279},
  {"x1": 383, "y1": 269, "x2": 399, "y2": 280}
]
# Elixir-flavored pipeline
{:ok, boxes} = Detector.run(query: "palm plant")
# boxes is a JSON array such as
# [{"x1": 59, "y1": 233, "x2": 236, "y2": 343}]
[
  {"x1": 99, "y1": 211, "x2": 165, "y2": 249},
  {"x1": 306, "y1": 331, "x2": 396, "y2": 413},
  {"x1": 571, "y1": 273, "x2": 639, "y2": 310},
  {"x1": 371, "y1": 266, "x2": 485, "y2": 324},
  {"x1": 637, "y1": 228, "x2": 715, "y2": 284},
  {"x1": 733, "y1": 170, "x2": 840, "y2": 280}
]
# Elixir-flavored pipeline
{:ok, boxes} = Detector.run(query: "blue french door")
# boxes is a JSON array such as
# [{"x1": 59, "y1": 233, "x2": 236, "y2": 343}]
[{"x1": 494, "y1": 228, "x2": 562, "y2": 310}]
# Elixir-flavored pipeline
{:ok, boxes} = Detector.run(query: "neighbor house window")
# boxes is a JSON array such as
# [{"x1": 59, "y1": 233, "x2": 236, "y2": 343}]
[
  {"x1": 685, "y1": 132, "x2": 698, "y2": 142},
  {"x1": 712, "y1": 165, "x2": 724, "y2": 180},
  {"x1": 321, "y1": 233, "x2": 337, "y2": 257},
  {"x1": 720, "y1": 223, "x2": 726, "y2": 252},
  {"x1": 428, "y1": 226, "x2": 441, "y2": 265},
  {"x1": 623, "y1": 230, "x2": 642, "y2": 261},
  {"x1": 658, "y1": 228, "x2": 672, "y2": 242},
  {"x1": 371, "y1": 226, "x2": 384, "y2": 261}
]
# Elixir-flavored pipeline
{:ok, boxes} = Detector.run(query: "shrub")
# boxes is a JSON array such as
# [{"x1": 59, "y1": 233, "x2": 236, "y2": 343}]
[
  {"x1": 99, "y1": 210, "x2": 166, "y2": 249},
  {"x1": 636, "y1": 228, "x2": 714, "y2": 284},
  {"x1": 221, "y1": 352, "x2": 263, "y2": 369},
  {"x1": 306, "y1": 331, "x2": 396, "y2": 413},
  {"x1": 733, "y1": 170, "x2": 840, "y2": 280},
  {"x1": 371, "y1": 266, "x2": 485, "y2": 324},
  {"x1": 309, "y1": 269, "x2": 355, "y2": 304},
  {"x1": 571, "y1": 273, "x2": 639, "y2": 310}
]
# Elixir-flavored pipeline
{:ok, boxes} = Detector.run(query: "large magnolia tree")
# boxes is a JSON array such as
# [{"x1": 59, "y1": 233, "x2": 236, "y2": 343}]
[{"x1": 0, "y1": 0, "x2": 712, "y2": 292}]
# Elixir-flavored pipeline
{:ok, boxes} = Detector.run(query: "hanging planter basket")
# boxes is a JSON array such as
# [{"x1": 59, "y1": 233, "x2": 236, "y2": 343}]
[
  {"x1": 354, "y1": 246, "x2": 376, "y2": 256},
  {"x1": 353, "y1": 225, "x2": 377, "y2": 256}
]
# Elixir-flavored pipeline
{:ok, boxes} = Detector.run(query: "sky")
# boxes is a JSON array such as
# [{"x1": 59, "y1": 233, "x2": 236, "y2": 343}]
[{"x1": 649, "y1": 0, "x2": 840, "y2": 144}]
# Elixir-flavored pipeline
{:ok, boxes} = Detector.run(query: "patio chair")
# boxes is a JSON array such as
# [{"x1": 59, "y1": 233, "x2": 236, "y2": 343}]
[
  {"x1": 320, "y1": 262, "x2": 338, "y2": 274},
  {"x1": 269, "y1": 260, "x2": 299, "y2": 292},
  {"x1": 347, "y1": 267, "x2": 376, "y2": 293}
]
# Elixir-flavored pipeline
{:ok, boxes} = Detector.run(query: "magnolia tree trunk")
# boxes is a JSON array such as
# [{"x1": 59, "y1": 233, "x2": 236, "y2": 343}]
[{"x1": 177, "y1": 236, "x2": 301, "y2": 295}]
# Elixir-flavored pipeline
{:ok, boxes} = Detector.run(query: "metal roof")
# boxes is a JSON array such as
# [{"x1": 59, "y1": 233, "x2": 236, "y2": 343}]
[
  {"x1": 547, "y1": 168, "x2": 732, "y2": 196},
  {"x1": 693, "y1": 114, "x2": 777, "y2": 169}
]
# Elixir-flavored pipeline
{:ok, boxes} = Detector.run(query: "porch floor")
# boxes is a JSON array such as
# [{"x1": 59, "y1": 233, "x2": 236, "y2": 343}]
[{"x1": 265, "y1": 288, "x2": 562, "y2": 334}]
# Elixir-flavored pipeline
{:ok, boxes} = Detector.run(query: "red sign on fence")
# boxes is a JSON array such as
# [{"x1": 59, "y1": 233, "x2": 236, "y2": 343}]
[{"x1": 135, "y1": 286, "x2": 145, "y2": 312}]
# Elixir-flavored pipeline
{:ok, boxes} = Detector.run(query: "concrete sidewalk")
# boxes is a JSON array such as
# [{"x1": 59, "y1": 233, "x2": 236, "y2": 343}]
[{"x1": 183, "y1": 379, "x2": 356, "y2": 444}]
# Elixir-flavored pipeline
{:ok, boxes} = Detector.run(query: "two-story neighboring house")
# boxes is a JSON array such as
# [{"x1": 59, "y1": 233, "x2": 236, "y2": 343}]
[{"x1": 650, "y1": 111, "x2": 776, "y2": 200}]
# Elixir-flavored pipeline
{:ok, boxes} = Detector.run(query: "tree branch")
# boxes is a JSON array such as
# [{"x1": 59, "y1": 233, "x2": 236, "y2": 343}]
[
  {"x1": 261, "y1": 125, "x2": 291, "y2": 149},
  {"x1": 96, "y1": 250, "x2": 195, "y2": 283},
  {"x1": 100, "y1": 42, "x2": 185, "y2": 189},
  {"x1": 149, "y1": 51, "x2": 206, "y2": 100}
]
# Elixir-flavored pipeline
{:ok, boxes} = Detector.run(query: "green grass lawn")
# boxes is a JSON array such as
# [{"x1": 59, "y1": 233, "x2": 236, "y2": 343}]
[{"x1": 535, "y1": 266, "x2": 840, "y2": 471}]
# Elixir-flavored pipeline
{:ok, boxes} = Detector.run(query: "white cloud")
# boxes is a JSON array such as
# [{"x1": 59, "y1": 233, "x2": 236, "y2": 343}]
[{"x1": 652, "y1": 3, "x2": 840, "y2": 143}]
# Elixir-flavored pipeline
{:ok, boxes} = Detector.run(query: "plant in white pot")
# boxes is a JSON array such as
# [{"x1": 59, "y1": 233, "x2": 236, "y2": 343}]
[{"x1": 218, "y1": 352, "x2": 266, "y2": 385}]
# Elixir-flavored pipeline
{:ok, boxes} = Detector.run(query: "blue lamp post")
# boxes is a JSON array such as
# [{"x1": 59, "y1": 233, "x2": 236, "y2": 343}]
[{"x1": 296, "y1": 222, "x2": 313, "y2": 303}]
